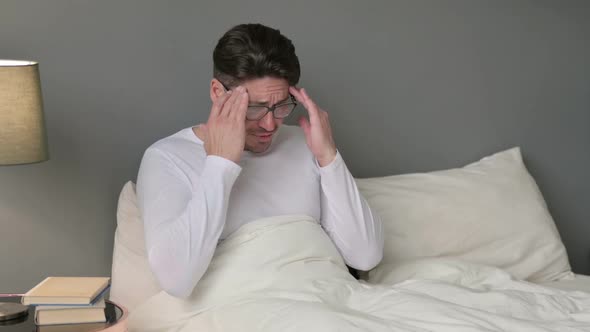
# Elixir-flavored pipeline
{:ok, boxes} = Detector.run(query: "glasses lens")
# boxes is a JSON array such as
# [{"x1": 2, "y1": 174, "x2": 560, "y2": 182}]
[
  {"x1": 274, "y1": 104, "x2": 296, "y2": 118},
  {"x1": 246, "y1": 106, "x2": 268, "y2": 120}
]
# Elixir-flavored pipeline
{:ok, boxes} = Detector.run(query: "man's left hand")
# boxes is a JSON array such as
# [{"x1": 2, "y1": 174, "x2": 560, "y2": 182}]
[{"x1": 290, "y1": 86, "x2": 337, "y2": 167}]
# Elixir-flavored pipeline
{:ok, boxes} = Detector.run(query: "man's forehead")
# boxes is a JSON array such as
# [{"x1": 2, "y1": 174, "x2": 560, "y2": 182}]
[{"x1": 244, "y1": 78, "x2": 289, "y2": 104}]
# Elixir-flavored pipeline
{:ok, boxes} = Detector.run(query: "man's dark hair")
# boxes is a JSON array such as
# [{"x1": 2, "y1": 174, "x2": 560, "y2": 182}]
[{"x1": 213, "y1": 23, "x2": 300, "y2": 88}]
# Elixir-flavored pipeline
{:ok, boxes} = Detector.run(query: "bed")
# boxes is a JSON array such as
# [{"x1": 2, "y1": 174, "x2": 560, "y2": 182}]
[{"x1": 111, "y1": 147, "x2": 590, "y2": 331}]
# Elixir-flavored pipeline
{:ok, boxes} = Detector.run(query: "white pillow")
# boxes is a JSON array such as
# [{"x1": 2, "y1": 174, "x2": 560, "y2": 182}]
[
  {"x1": 356, "y1": 147, "x2": 572, "y2": 283},
  {"x1": 110, "y1": 181, "x2": 161, "y2": 312}
]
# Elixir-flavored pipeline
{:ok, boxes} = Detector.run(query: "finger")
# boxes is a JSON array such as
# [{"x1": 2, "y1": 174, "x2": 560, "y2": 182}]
[
  {"x1": 289, "y1": 86, "x2": 309, "y2": 108},
  {"x1": 299, "y1": 88, "x2": 319, "y2": 114},
  {"x1": 219, "y1": 89, "x2": 239, "y2": 117},
  {"x1": 290, "y1": 87, "x2": 319, "y2": 122},
  {"x1": 300, "y1": 89, "x2": 320, "y2": 123},
  {"x1": 235, "y1": 90, "x2": 249, "y2": 121},
  {"x1": 220, "y1": 87, "x2": 241, "y2": 117},
  {"x1": 301, "y1": 88, "x2": 318, "y2": 110},
  {"x1": 230, "y1": 87, "x2": 246, "y2": 118},
  {"x1": 212, "y1": 90, "x2": 233, "y2": 116}
]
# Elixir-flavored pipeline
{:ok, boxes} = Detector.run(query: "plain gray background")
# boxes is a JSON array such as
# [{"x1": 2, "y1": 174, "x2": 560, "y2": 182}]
[{"x1": 1, "y1": 0, "x2": 588, "y2": 293}]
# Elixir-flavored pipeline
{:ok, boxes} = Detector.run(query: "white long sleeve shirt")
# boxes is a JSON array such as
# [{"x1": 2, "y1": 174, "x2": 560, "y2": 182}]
[{"x1": 136, "y1": 125, "x2": 383, "y2": 298}]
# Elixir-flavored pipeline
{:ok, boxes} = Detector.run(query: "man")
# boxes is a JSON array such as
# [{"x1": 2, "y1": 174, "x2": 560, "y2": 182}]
[{"x1": 136, "y1": 23, "x2": 383, "y2": 299}]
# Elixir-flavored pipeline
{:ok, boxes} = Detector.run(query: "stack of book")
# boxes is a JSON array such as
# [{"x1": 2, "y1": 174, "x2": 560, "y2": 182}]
[{"x1": 21, "y1": 276, "x2": 111, "y2": 326}]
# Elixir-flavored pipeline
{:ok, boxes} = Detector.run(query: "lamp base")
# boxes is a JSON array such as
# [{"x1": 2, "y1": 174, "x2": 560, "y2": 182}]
[{"x1": 0, "y1": 301, "x2": 28, "y2": 322}]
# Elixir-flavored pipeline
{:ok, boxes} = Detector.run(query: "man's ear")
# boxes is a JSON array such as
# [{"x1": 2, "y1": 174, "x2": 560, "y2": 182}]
[{"x1": 210, "y1": 78, "x2": 226, "y2": 102}]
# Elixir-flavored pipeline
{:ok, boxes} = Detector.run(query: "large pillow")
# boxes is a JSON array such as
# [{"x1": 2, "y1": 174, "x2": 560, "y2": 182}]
[
  {"x1": 356, "y1": 147, "x2": 572, "y2": 283},
  {"x1": 110, "y1": 181, "x2": 161, "y2": 311}
]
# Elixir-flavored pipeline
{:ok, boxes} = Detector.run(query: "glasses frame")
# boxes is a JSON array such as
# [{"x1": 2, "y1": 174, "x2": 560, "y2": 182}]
[{"x1": 219, "y1": 81, "x2": 298, "y2": 121}]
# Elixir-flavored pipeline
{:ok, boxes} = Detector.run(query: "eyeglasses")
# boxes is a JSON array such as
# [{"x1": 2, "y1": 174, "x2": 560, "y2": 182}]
[{"x1": 220, "y1": 82, "x2": 298, "y2": 121}]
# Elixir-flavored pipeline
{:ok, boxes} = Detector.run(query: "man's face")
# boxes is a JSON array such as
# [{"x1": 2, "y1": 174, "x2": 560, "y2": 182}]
[{"x1": 212, "y1": 76, "x2": 290, "y2": 153}]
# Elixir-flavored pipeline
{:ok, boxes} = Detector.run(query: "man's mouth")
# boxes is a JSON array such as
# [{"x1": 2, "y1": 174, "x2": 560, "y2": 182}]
[{"x1": 254, "y1": 132, "x2": 274, "y2": 142}]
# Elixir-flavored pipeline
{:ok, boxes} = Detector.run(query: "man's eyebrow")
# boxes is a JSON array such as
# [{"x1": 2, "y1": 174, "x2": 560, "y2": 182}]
[{"x1": 249, "y1": 96, "x2": 290, "y2": 106}]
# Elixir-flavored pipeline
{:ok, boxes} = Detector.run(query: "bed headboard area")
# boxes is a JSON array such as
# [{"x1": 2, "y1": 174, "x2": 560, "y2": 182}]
[{"x1": 1, "y1": 0, "x2": 588, "y2": 293}]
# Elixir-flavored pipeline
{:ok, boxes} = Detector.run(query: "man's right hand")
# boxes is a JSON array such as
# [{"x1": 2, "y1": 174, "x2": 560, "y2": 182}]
[{"x1": 202, "y1": 86, "x2": 249, "y2": 163}]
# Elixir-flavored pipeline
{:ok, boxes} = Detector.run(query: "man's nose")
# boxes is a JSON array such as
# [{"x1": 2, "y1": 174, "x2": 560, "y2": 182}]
[{"x1": 258, "y1": 111, "x2": 276, "y2": 131}]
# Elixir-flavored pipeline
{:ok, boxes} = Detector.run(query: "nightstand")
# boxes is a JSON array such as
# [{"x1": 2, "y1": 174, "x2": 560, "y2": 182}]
[{"x1": 0, "y1": 295, "x2": 128, "y2": 332}]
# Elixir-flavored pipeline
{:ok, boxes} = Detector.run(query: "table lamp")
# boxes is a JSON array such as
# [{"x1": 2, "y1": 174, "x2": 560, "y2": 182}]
[{"x1": 0, "y1": 59, "x2": 49, "y2": 322}]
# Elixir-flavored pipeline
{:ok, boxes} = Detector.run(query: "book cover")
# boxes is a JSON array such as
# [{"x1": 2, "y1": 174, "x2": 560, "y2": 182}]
[
  {"x1": 35, "y1": 307, "x2": 107, "y2": 326},
  {"x1": 35, "y1": 298, "x2": 106, "y2": 311},
  {"x1": 35, "y1": 322, "x2": 108, "y2": 332},
  {"x1": 35, "y1": 298, "x2": 107, "y2": 326},
  {"x1": 22, "y1": 277, "x2": 110, "y2": 305}
]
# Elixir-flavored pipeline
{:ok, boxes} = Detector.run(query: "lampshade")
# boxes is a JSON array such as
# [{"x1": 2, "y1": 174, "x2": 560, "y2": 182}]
[{"x1": 0, "y1": 60, "x2": 49, "y2": 165}]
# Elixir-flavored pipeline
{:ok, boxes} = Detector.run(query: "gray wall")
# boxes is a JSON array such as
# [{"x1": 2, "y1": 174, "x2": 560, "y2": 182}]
[{"x1": 1, "y1": 0, "x2": 588, "y2": 293}]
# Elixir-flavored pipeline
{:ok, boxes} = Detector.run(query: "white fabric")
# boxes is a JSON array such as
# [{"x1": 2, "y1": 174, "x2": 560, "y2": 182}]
[
  {"x1": 110, "y1": 181, "x2": 161, "y2": 311},
  {"x1": 128, "y1": 215, "x2": 590, "y2": 332},
  {"x1": 133, "y1": 124, "x2": 382, "y2": 298},
  {"x1": 539, "y1": 274, "x2": 590, "y2": 293},
  {"x1": 355, "y1": 147, "x2": 571, "y2": 283}
]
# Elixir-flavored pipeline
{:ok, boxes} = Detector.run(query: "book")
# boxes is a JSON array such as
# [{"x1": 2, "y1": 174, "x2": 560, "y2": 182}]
[
  {"x1": 35, "y1": 298, "x2": 106, "y2": 312},
  {"x1": 35, "y1": 322, "x2": 107, "y2": 332},
  {"x1": 35, "y1": 298, "x2": 107, "y2": 325},
  {"x1": 22, "y1": 277, "x2": 110, "y2": 305}
]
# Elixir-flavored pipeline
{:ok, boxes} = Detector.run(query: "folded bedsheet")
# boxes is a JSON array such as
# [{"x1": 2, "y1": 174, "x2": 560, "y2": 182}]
[{"x1": 128, "y1": 215, "x2": 590, "y2": 332}]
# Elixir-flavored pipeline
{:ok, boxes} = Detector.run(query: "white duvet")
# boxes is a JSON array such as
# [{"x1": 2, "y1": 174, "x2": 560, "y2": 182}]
[{"x1": 128, "y1": 215, "x2": 590, "y2": 331}]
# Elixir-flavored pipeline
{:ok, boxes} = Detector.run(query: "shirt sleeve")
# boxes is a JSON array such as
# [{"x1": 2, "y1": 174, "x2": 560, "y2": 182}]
[
  {"x1": 318, "y1": 151, "x2": 384, "y2": 271},
  {"x1": 136, "y1": 147, "x2": 241, "y2": 298}
]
